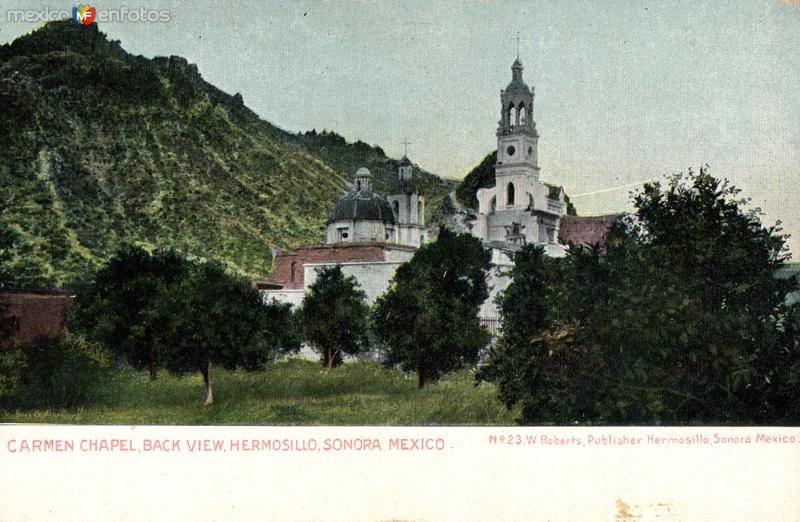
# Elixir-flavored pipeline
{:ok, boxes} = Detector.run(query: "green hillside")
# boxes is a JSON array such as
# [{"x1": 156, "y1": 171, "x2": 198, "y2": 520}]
[{"x1": 0, "y1": 21, "x2": 455, "y2": 287}]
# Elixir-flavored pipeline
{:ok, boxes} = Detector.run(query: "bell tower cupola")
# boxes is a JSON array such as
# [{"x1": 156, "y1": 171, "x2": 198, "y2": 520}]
[{"x1": 496, "y1": 56, "x2": 540, "y2": 179}]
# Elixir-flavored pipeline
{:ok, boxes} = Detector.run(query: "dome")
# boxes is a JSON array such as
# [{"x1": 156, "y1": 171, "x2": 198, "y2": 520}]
[
  {"x1": 505, "y1": 78, "x2": 530, "y2": 92},
  {"x1": 328, "y1": 190, "x2": 396, "y2": 225},
  {"x1": 355, "y1": 167, "x2": 372, "y2": 177},
  {"x1": 398, "y1": 155, "x2": 412, "y2": 167}
]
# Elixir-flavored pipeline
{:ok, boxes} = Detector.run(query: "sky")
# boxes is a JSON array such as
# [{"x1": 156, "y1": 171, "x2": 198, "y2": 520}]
[{"x1": 2, "y1": 0, "x2": 798, "y2": 257}]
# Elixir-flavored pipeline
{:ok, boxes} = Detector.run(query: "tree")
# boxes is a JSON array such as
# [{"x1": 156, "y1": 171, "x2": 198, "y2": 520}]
[
  {"x1": 155, "y1": 261, "x2": 272, "y2": 405},
  {"x1": 299, "y1": 265, "x2": 370, "y2": 369},
  {"x1": 74, "y1": 246, "x2": 187, "y2": 380},
  {"x1": 262, "y1": 299, "x2": 303, "y2": 363},
  {"x1": 482, "y1": 168, "x2": 800, "y2": 424},
  {"x1": 374, "y1": 228, "x2": 491, "y2": 387}
]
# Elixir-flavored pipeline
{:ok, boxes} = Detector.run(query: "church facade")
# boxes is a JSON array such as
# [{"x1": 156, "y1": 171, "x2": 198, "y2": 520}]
[{"x1": 472, "y1": 57, "x2": 567, "y2": 256}]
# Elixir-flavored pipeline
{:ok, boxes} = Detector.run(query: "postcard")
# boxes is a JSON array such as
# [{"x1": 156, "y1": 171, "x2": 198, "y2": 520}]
[{"x1": 1, "y1": 1, "x2": 799, "y2": 521}]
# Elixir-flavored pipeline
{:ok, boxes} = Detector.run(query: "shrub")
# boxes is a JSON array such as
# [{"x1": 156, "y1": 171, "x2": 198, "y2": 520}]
[{"x1": 13, "y1": 334, "x2": 110, "y2": 410}]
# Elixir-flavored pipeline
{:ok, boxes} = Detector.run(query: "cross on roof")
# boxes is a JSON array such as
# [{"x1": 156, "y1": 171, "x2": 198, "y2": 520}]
[{"x1": 401, "y1": 139, "x2": 411, "y2": 157}]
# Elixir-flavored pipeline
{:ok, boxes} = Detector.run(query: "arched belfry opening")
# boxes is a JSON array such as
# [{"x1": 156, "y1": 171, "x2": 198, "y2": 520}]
[
  {"x1": 519, "y1": 102, "x2": 526, "y2": 125},
  {"x1": 507, "y1": 182, "x2": 515, "y2": 206}
]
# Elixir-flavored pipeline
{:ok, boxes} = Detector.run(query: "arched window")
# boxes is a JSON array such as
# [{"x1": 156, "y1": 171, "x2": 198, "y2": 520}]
[
  {"x1": 489, "y1": 196, "x2": 497, "y2": 215},
  {"x1": 507, "y1": 183, "x2": 515, "y2": 206},
  {"x1": 393, "y1": 200, "x2": 399, "y2": 218},
  {"x1": 356, "y1": 180, "x2": 361, "y2": 191},
  {"x1": 507, "y1": 103, "x2": 516, "y2": 127},
  {"x1": 519, "y1": 103, "x2": 526, "y2": 125}
]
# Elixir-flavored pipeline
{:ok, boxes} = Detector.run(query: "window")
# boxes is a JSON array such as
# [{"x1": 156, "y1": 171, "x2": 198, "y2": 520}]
[
  {"x1": 393, "y1": 200, "x2": 399, "y2": 217},
  {"x1": 506, "y1": 145, "x2": 515, "y2": 157},
  {"x1": 290, "y1": 261, "x2": 297, "y2": 282},
  {"x1": 507, "y1": 182, "x2": 515, "y2": 206}
]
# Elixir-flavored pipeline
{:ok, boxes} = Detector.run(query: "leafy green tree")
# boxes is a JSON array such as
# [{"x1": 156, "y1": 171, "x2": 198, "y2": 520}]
[
  {"x1": 74, "y1": 246, "x2": 187, "y2": 380},
  {"x1": 262, "y1": 299, "x2": 303, "y2": 362},
  {"x1": 374, "y1": 228, "x2": 491, "y2": 387},
  {"x1": 483, "y1": 168, "x2": 799, "y2": 424},
  {"x1": 155, "y1": 261, "x2": 272, "y2": 405},
  {"x1": 299, "y1": 265, "x2": 370, "y2": 369}
]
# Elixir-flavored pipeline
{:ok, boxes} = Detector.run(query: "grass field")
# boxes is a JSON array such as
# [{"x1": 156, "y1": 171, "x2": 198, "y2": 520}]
[{"x1": 0, "y1": 359, "x2": 519, "y2": 425}]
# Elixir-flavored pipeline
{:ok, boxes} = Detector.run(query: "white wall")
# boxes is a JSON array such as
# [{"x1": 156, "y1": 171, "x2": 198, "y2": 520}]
[
  {"x1": 260, "y1": 289, "x2": 305, "y2": 307},
  {"x1": 303, "y1": 261, "x2": 404, "y2": 303}
]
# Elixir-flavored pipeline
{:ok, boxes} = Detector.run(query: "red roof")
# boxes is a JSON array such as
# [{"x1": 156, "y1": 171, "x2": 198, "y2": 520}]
[{"x1": 558, "y1": 214, "x2": 623, "y2": 248}]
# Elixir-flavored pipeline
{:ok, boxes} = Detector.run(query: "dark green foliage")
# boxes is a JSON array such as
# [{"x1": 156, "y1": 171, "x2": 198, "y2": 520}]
[
  {"x1": 155, "y1": 261, "x2": 273, "y2": 404},
  {"x1": 299, "y1": 266, "x2": 370, "y2": 369},
  {"x1": 9, "y1": 334, "x2": 110, "y2": 410},
  {"x1": 455, "y1": 151, "x2": 497, "y2": 209},
  {"x1": 374, "y1": 228, "x2": 491, "y2": 387},
  {"x1": 0, "y1": 198, "x2": 15, "y2": 289},
  {"x1": 482, "y1": 168, "x2": 799, "y2": 424},
  {"x1": 73, "y1": 246, "x2": 188, "y2": 380},
  {"x1": 263, "y1": 300, "x2": 303, "y2": 361},
  {"x1": 0, "y1": 349, "x2": 25, "y2": 406}
]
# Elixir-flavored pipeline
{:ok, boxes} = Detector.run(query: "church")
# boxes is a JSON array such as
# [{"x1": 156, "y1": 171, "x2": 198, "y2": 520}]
[
  {"x1": 258, "y1": 156, "x2": 429, "y2": 306},
  {"x1": 259, "y1": 55, "x2": 618, "y2": 317}
]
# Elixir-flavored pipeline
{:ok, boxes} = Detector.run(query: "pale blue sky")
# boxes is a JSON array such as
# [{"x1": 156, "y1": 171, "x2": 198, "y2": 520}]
[{"x1": 2, "y1": 0, "x2": 798, "y2": 257}]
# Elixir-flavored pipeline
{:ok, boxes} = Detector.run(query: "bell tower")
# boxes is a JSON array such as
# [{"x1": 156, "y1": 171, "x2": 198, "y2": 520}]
[{"x1": 496, "y1": 57, "x2": 540, "y2": 185}]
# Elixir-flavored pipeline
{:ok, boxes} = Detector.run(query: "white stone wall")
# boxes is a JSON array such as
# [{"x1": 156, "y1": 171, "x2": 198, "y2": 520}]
[
  {"x1": 382, "y1": 246, "x2": 416, "y2": 263},
  {"x1": 303, "y1": 261, "x2": 404, "y2": 303},
  {"x1": 259, "y1": 289, "x2": 305, "y2": 307}
]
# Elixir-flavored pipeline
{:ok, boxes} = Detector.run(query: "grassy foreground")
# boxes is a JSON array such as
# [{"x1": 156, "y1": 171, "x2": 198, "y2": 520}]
[{"x1": 0, "y1": 359, "x2": 518, "y2": 425}]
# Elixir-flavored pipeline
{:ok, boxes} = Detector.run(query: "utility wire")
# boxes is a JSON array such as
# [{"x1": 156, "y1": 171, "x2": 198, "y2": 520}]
[{"x1": 569, "y1": 179, "x2": 657, "y2": 198}]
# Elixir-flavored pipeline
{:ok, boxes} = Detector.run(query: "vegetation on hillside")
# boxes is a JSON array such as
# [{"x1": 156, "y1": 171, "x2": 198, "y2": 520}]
[
  {"x1": 0, "y1": 21, "x2": 455, "y2": 287},
  {"x1": 294, "y1": 130, "x2": 458, "y2": 224}
]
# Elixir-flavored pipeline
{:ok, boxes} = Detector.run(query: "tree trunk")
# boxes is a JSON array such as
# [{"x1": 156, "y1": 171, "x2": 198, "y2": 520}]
[
  {"x1": 201, "y1": 363, "x2": 213, "y2": 406},
  {"x1": 418, "y1": 366, "x2": 427, "y2": 388},
  {"x1": 148, "y1": 354, "x2": 157, "y2": 381},
  {"x1": 326, "y1": 349, "x2": 335, "y2": 369}
]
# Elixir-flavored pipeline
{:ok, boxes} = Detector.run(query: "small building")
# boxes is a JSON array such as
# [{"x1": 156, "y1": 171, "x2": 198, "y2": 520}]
[{"x1": 0, "y1": 289, "x2": 73, "y2": 346}]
